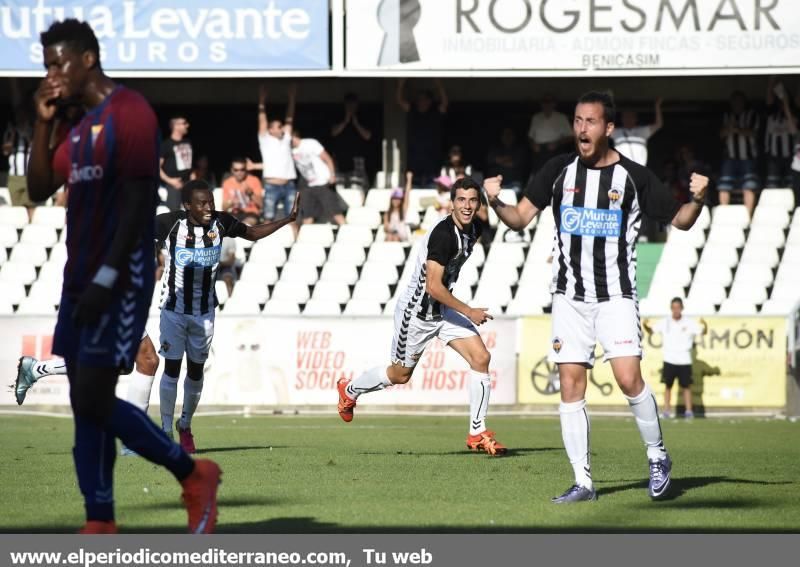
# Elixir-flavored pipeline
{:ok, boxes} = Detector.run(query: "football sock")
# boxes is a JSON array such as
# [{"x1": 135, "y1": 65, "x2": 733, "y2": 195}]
[
  {"x1": 625, "y1": 383, "x2": 668, "y2": 461},
  {"x1": 159, "y1": 373, "x2": 179, "y2": 433},
  {"x1": 560, "y1": 399, "x2": 593, "y2": 489},
  {"x1": 346, "y1": 366, "x2": 392, "y2": 400},
  {"x1": 126, "y1": 371, "x2": 155, "y2": 413},
  {"x1": 468, "y1": 370, "x2": 491, "y2": 435},
  {"x1": 33, "y1": 358, "x2": 67, "y2": 380},
  {"x1": 107, "y1": 398, "x2": 194, "y2": 481},
  {"x1": 179, "y1": 377, "x2": 203, "y2": 430},
  {"x1": 73, "y1": 414, "x2": 116, "y2": 521}
]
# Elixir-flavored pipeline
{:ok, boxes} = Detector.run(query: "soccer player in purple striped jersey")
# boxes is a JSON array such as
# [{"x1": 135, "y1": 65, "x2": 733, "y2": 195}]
[{"x1": 26, "y1": 19, "x2": 220, "y2": 534}]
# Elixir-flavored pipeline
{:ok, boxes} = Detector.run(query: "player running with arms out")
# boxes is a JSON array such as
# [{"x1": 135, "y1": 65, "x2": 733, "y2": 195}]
[
  {"x1": 156, "y1": 179, "x2": 299, "y2": 454},
  {"x1": 26, "y1": 19, "x2": 223, "y2": 534},
  {"x1": 337, "y1": 177, "x2": 507, "y2": 456},
  {"x1": 483, "y1": 91, "x2": 709, "y2": 501}
]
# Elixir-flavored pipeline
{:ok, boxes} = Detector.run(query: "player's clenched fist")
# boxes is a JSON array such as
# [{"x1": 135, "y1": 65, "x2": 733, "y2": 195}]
[
  {"x1": 483, "y1": 175, "x2": 503, "y2": 201},
  {"x1": 689, "y1": 173, "x2": 709, "y2": 202}
]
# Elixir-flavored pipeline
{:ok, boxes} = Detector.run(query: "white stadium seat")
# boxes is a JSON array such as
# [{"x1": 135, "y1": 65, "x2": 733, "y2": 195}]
[
  {"x1": 705, "y1": 225, "x2": 746, "y2": 248},
  {"x1": 352, "y1": 281, "x2": 390, "y2": 303},
  {"x1": 229, "y1": 280, "x2": 270, "y2": 304},
  {"x1": 287, "y1": 243, "x2": 327, "y2": 267},
  {"x1": 717, "y1": 299, "x2": 758, "y2": 315},
  {"x1": 0, "y1": 225, "x2": 18, "y2": 248},
  {"x1": 367, "y1": 242, "x2": 408, "y2": 266},
  {"x1": 238, "y1": 263, "x2": 279, "y2": 285},
  {"x1": 319, "y1": 263, "x2": 359, "y2": 285},
  {"x1": 10, "y1": 243, "x2": 48, "y2": 267},
  {"x1": 296, "y1": 224, "x2": 335, "y2": 247},
  {"x1": 346, "y1": 206, "x2": 382, "y2": 229},
  {"x1": 221, "y1": 295, "x2": 262, "y2": 315},
  {"x1": 31, "y1": 207, "x2": 66, "y2": 229},
  {"x1": 279, "y1": 262, "x2": 320, "y2": 286},
  {"x1": 327, "y1": 242, "x2": 367, "y2": 266},
  {"x1": 0, "y1": 262, "x2": 38, "y2": 287},
  {"x1": 303, "y1": 299, "x2": 342, "y2": 316},
  {"x1": 359, "y1": 261, "x2": 400, "y2": 285},
  {"x1": 485, "y1": 243, "x2": 526, "y2": 268},
  {"x1": 751, "y1": 206, "x2": 790, "y2": 230},
  {"x1": 215, "y1": 281, "x2": 229, "y2": 305},
  {"x1": 757, "y1": 189, "x2": 794, "y2": 211},
  {"x1": 271, "y1": 280, "x2": 310, "y2": 304},
  {"x1": 311, "y1": 281, "x2": 351, "y2": 304},
  {"x1": 343, "y1": 299, "x2": 383, "y2": 316},
  {"x1": 364, "y1": 188, "x2": 392, "y2": 213},
  {"x1": 19, "y1": 225, "x2": 58, "y2": 247},
  {"x1": 337, "y1": 188, "x2": 365, "y2": 209},
  {"x1": 248, "y1": 241, "x2": 287, "y2": 267},
  {"x1": 711, "y1": 205, "x2": 749, "y2": 229},
  {"x1": 16, "y1": 297, "x2": 57, "y2": 315},
  {"x1": 262, "y1": 300, "x2": 301, "y2": 316},
  {"x1": 0, "y1": 206, "x2": 29, "y2": 229},
  {"x1": 335, "y1": 225, "x2": 374, "y2": 247}
]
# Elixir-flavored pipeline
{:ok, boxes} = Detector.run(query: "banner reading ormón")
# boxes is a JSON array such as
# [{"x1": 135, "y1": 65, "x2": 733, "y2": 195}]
[
  {"x1": 518, "y1": 316, "x2": 788, "y2": 408},
  {"x1": 0, "y1": 0, "x2": 329, "y2": 74},
  {"x1": 346, "y1": 0, "x2": 800, "y2": 75}
]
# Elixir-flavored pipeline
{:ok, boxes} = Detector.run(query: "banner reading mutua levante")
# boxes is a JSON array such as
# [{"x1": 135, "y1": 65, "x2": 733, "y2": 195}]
[
  {"x1": 346, "y1": 0, "x2": 800, "y2": 75},
  {"x1": 0, "y1": 0, "x2": 330, "y2": 74}
]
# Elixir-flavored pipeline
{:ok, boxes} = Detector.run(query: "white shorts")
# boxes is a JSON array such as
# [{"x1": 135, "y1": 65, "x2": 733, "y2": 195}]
[
  {"x1": 391, "y1": 306, "x2": 478, "y2": 368},
  {"x1": 549, "y1": 294, "x2": 642, "y2": 368},
  {"x1": 158, "y1": 309, "x2": 215, "y2": 363}
]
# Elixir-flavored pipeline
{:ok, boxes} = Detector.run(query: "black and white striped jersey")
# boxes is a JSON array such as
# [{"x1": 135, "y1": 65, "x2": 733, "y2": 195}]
[
  {"x1": 722, "y1": 109, "x2": 760, "y2": 160},
  {"x1": 397, "y1": 216, "x2": 481, "y2": 322},
  {"x1": 156, "y1": 210, "x2": 247, "y2": 316},
  {"x1": 765, "y1": 107, "x2": 793, "y2": 159},
  {"x1": 3, "y1": 123, "x2": 32, "y2": 176},
  {"x1": 525, "y1": 153, "x2": 680, "y2": 303}
]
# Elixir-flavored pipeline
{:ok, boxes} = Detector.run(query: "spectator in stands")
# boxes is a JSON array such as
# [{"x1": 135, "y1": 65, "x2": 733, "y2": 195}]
[
  {"x1": 246, "y1": 84, "x2": 297, "y2": 221},
  {"x1": 160, "y1": 114, "x2": 193, "y2": 211},
  {"x1": 330, "y1": 92, "x2": 372, "y2": 189},
  {"x1": 3, "y1": 79, "x2": 39, "y2": 219},
  {"x1": 222, "y1": 157, "x2": 263, "y2": 225},
  {"x1": 778, "y1": 85, "x2": 800, "y2": 205},
  {"x1": 528, "y1": 93, "x2": 572, "y2": 172},
  {"x1": 384, "y1": 171, "x2": 412, "y2": 242},
  {"x1": 486, "y1": 127, "x2": 528, "y2": 194},
  {"x1": 643, "y1": 298, "x2": 707, "y2": 419},
  {"x1": 611, "y1": 97, "x2": 663, "y2": 166},
  {"x1": 397, "y1": 78, "x2": 448, "y2": 187},
  {"x1": 190, "y1": 155, "x2": 217, "y2": 188},
  {"x1": 764, "y1": 77, "x2": 795, "y2": 189},
  {"x1": 441, "y1": 145, "x2": 472, "y2": 182},
  {"x1": 291, "y1": 129, "x2": 347, "y2": 226},
  {"x1": 433, "y1": 174, "x2": 453, "y2": 218},
  {"x1": 674, "y1": 145, "x2": 712, "y2": 205},
  {"x1": 719, "y1": 91, "x2": 760, "y2": 216}
]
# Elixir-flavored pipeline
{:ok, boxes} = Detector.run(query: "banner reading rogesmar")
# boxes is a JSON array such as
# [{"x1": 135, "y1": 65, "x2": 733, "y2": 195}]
[{"x1": 518, "y1": 316, "x2": 788, "y2": 408}]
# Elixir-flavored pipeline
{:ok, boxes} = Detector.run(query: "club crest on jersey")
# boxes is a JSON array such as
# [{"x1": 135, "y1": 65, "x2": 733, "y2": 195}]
[
  {"x1": 91, "y1": 124, "x2": 103, "y2": 147},
  {"x1": 207, "y1": 230, "x2": 218, "y2": 240},
  {"x1": 552, "y1": 337, "x2": 563, "y2": 353},
  {"x1": 608, "y1": 187, "x2": 622, "y2": 202}
]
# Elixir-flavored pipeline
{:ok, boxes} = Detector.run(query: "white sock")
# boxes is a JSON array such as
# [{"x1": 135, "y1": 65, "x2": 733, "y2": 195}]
[
  {"x1": 179, "y1": 377, "x2": 204, "y2": 430},
  {"x1": 560, "y1": 399, "x2": 592, "y2": 490},
  {"x1": 346, "y1": 366, "x2": 392, "y2": 400},
  {"x1": 625, "y1": 383, "x2": 668, "y2": 461},
  {"x1": 159, "y1": 373, "x2": 179, "y2": 433},
  {"x1": 468, "y1": 370, "x2": 491, "y2": 435},
  {"x1": 127, "y1": 371, "x2": 156, "y2": 413},
  {"x1": 33, "y1": 358, "x2": 67, "y2": 380}
]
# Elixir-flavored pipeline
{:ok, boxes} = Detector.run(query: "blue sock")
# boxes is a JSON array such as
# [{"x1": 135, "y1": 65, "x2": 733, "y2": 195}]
[
  {"x1": 106, "y1": 398, "x2": 194, "y2": 481},
  {"x1": 73, "y1": 414, "x2": 115, "y2": 522}
]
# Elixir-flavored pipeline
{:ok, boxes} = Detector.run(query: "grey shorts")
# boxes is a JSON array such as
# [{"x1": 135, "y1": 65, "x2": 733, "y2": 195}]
[{"x1": 158, "y1": 309, "x2": 215, "y2": 363}]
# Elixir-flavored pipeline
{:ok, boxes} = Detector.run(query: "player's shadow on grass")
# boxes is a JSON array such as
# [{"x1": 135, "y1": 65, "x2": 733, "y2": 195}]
[
  {"x1": 358, "y1": 447, "x2": 561, "y2": 458},
  {"x1": 127, "y1": 495, "x2": 286, "y2": 511},
  {"x1": 194, "y1": 445, "x2": 288, "y2": 455},
  {"x1": 598, "y1": 475, "x2": 793, "y2": 501}
]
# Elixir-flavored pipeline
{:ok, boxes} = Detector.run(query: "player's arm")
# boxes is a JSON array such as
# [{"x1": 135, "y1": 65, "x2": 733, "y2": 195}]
[
  {"x1": 239, "y1": 193, "x2": 300, "y2": 241},
  {"x1": 671, "y1": 173, "x2": 709, "y2": 230},
  {"x1": 483, "y1": 175, "x2": 540, "y2": 230},
  {"x1": 257, "y1": 85, "x2": 268, "y2": 136},
  {"x1": 27, "y1": 78, "x2": 67, "y2": 201},
  {"x1": 425, "y1": 260, "x2": 492, "y2": 326},
  {"x1": 434, "y1": 78, "x2": 448, "y2": 113},
  {"x1": 320, "y1": 149, "x2": 336, "y2": 184}
]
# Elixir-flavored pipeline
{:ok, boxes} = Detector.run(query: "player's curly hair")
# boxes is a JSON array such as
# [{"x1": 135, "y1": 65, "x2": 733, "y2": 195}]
[
  {"x1": 40, "y1": 19, "x2": 101, "y2": 68},
  {"x1": 181, "y1": 179, "x2": 213, "y2": 205},
  {"x1": 577, "y1": 90, "x2": 616, "y2": 124}
]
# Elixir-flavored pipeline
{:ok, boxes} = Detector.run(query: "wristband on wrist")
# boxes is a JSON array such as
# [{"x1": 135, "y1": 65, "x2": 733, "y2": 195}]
[
  {"x1": 692, "y1": 195, "x2": 704, "y2": 204},
  {"x1": 92, "y1": 265, "x2": 118, "y2": 289}
]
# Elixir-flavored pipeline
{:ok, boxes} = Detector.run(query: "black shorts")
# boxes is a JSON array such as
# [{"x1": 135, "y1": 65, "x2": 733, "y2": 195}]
[{"x1": 661, "y1": 362, "x2": 693, "y2": 388}]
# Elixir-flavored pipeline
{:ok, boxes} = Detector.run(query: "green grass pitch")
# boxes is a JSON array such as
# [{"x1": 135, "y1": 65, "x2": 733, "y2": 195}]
[{"x1": 1, "y1": 414, "x2": 798, "y2": 533}]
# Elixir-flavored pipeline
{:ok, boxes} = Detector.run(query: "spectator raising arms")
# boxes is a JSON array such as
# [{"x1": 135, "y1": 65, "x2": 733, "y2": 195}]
[{"x1": 330, "y1": 92, "x2": 372, "y2": 189}]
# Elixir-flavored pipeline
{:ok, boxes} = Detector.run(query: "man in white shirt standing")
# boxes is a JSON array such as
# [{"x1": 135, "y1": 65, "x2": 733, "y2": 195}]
[
  {"x1": 528, "y1": 94, "x2": 572, "y2": 172},
  {"x1": 611, "y1": 97, "x2": 664, "y2": 166},
  {"x1": 643, "y1": 298, "x2": 707, "y2": 419},
  {"x1": 291, "y1": 130, "x2": 347, "y2": 225},
  {"x1": 247, "y1": 84, "x2": 297, "y2": 222}
]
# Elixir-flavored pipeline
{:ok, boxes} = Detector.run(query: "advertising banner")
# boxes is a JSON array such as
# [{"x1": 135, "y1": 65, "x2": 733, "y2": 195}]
[
  {"x1": 0, "y1": 0, "x2": 330, "y2": 74},
  {"x1": 518, "y1": 316, "x2": 788, "y2": 408},
  {"x1": 0, "y1": 316, "x2": 518, "y2": 407},
  {"x1": 346, "y1": 0, "x2": 800, "y2": 75}
]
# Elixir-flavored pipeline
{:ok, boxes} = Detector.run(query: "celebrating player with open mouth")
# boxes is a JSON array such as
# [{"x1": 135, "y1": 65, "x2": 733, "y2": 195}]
[
  {"x1": 337, "y1": 176, "x2": 507, "y2": 456},
  {"x1": 484, "y1": 91, "x2": 709, "y2": 502}
]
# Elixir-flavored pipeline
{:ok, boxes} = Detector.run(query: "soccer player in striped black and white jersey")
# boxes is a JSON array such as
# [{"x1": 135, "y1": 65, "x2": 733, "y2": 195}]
[
  {"x1": 337, "y1": 177, "x2": 507, "y2": 456},
  {"x1": 155, "y1": 180, "x2": 299, "y2": 453},
  {"x1": 484, "y1": 91, "x2": 709, "y2": 502}
]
